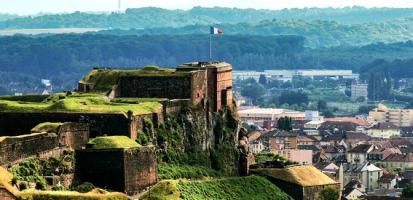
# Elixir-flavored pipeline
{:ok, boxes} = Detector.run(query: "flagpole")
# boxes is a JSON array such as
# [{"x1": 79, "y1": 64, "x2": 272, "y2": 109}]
[{"x1": 209, "y1": 33, "x2": 212, "y2": 61}]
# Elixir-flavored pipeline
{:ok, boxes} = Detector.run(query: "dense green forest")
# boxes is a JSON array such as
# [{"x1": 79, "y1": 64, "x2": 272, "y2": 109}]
[
  {"x1": 2, "y1": 34, "x2": 413, "y2": 93},
  {"x1": 3, "y1": 6, "x2": 413, "y2": 29}
]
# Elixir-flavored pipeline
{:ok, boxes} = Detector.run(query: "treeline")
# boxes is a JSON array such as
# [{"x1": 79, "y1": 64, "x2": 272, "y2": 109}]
[
  {"x1": 2, "y1": 34, "x2": 413, "y2": 91},
  {"x1": 3, "y1": 6, "x2": 413, "y2": 29},
  {"x1": 0, "y1": 34, "x2": 304, "y2": 90},
  {"x1": 100, "y1": 18, "x2": 413, "y2": 47}
]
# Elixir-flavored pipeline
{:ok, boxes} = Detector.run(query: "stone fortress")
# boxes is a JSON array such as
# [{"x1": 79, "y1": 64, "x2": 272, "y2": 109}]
[{"x1": 0, "y1": 61, "x2": 234, "y2": 197}]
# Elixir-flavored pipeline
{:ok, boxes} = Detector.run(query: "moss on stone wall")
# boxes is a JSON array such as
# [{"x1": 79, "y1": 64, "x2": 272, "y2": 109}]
[{"x1": 147, "y1": 103, "x2": 240, "y2": 176}]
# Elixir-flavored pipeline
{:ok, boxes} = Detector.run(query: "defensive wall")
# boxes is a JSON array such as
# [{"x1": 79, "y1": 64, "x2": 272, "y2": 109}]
[
  {"x1": 75, "y1": 146, "x2": 158, "y2": 195},
  {"x1": 0, "y1": 111, "x2": 162, "y2": 140},
  {"x1": 0, "y1": 132, "x2": 58, "y2": 166},
  {"x1": 0, "y1": 122, "x2": 90, "y2": 166}
]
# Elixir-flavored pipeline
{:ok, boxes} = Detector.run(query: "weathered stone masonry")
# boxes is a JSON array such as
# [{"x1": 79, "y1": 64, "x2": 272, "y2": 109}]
[
  {"x1": 0, "y1": 132, "x2": 58, "y2": 165},
  {"x1": 75, "y1": 146, "x2": 157, "y2": 195},
  {"x1": 0, "y1": 112, "x2": 162, "y2": 140}
]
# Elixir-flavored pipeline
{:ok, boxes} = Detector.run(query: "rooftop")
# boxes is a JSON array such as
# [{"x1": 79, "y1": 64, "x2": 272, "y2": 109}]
[
  {"x1": 360, "y1": 162, "x2": 382, "y2": 172},
  {"x1": 324, "y1": 117, "x2": 369, "y2": 126},
  {"x1": 251, "y1": 165, "x2": 338, "y2": 187},
  {"x1": 383, "y1": 153, "x2": 413, "y2": 163},
  {"x1": 348, "y1": 144, "x2": 373, "y2": 153},
  {"x1": 370, "y1": 122, "x2": 399, "y2": 130},
  {"x1": 238, "y1": 108, "x2": 304, "y2": 116}
]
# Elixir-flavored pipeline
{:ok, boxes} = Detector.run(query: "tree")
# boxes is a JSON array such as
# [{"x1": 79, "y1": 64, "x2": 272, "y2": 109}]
[
  {"x1": 317, "y1": 100, "x2": 327, "y2": 111},
  {"x1": 407, "y1": 101, "x2": 413, "y2": 109},
  {"x1": 258, "y1": 74, "x2": 267, "y2": 86},
  {"x1": 402, "y1": 182, "x2": 413, "y2": 198},
  {"x1": 277, "y1": 117, "x2": 292, "y2": 131},
  {"x1": 279, "y1": 90, "x2": 309, "y2": 105},
  {"x1": 319, "y1": 187, "x2": 339, "y2": 200},
  {"x1": 358, "y1": 105, "x2": 375, "y2": 114},
  {"x1": 367, "y1": 71, "x2": 392, "y2": 101},
  {"x1": 322, "y1": 110, "x2": 335, "y2": 118},
  {"x1": 241, "y1": 83, "x2": 265, "y2": 100}
]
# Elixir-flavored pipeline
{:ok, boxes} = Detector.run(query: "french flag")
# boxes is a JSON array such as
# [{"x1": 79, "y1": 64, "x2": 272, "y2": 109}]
[{"x1": 210, "y1": 26, "x2": 223, "y2": 35}]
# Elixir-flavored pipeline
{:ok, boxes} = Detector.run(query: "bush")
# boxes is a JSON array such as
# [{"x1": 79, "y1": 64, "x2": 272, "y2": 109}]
[
  {"x1": 19, "y1": 182, "x2": 28, "y2": 190},
  {"x1": 136, "y1": 131, "x2": 149, "y2": 145},
  {"x1": 402, "y1": 182, "x2": 413, "y2": 198},
  {"x1": 75, "y1": 182, "x2": 95, "y2": 193},
  {"x1": 319, "y1": 187, "x2": 339, "y2": 200},
  {"x1": 35, "y1": 179, "x2": 47, "y2": 190},
  {"x1": 51, "y1": 184, "x2": 66, "y2": 191}
]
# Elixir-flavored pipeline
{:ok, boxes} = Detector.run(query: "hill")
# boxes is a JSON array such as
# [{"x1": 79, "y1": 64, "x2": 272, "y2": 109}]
[
  {"x1": 101, "y1": 18, "x2": 413, "y2": 47},
  {"x1": 3, "y1": 6, "x2": 413, "y2": 29},
  {"x1": 2, "y1": 34, "x2": 413, "y2": 93}
]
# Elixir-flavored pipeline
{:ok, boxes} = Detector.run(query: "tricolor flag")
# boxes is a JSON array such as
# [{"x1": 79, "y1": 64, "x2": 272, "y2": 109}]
[{"x1": 210, "y1": 26, "x2": 223, "y2": 35}]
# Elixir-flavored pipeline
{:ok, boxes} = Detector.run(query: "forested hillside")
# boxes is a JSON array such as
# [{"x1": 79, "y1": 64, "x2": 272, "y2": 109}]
[
  {"x1": 2, "y1": 34, "x2": 413, "y2": 94},
  {"x1": 99, "y1": 18, "x2": 413, "y2": 47},
  {"x1": 3, "y1": 6, "x2": 413, "y2": 29}
]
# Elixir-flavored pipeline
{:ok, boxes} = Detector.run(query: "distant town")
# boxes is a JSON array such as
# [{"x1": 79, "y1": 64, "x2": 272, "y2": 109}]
[{"x1": 234, "y1": 69, "x2": 413, "y2": 199}]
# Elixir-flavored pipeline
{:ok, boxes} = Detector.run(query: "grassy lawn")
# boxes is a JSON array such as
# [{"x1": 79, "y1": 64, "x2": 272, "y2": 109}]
[{"x1": 0, "y1": 93, "x2": 162, "y2": 115}]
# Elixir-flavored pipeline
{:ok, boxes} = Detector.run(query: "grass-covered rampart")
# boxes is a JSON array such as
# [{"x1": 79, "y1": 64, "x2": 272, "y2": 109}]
[
  {"x1": 0, "y1": 93, "x2": 162, "y2": 115},
  {"x1": 80, "y1": 67, "x2": 190, "y2": 92},
  {"x1": 88, "y1": 136, "x2": 140, "y2": 149}
]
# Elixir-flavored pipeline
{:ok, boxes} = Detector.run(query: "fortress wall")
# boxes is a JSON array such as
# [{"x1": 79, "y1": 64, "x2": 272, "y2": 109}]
[
  {"x1": 0, "y1": 112, "x2": 131, "y2": 138},
  {"x1": 123, "y1": 146, "x2": 157, "y2": 194},
  {"x1": 0, "y1": 132, "x2": 59, "y2": 165},
  {"x1": 58, "y1": 122, "x2": 90, "y2": 150},
  {"x1": 190, "y1": 70, "x2": 208, "y2": 105},
  {"x1": 75, "y1": 146, "x2": 157, "y2": 195},
  {"x1": 116, "y1": 76, "x2": 192, "y2": 99},
  {"x1": 75, "y1": 149, "x2": 125, "y2": 192}
]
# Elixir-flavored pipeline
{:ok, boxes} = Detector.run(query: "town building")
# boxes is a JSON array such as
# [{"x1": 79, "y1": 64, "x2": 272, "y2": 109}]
[
  {"x1": 382, "y1": 154, "x2": 413, "y2": 169},
  {"x1": 344, "y1": 162, "x2": 383, "y2": 193},
  {"x1": 347, "y1": 144, "x2": 376, "y2": 164},
  {"x1": 342, "y1": 180, "x2": 366, "y2": 200},
  {"x1": 367, "y1": 122, "x2": 400, "y2": 138},
  {"x1": 270, "y1": 131, "x2": 297, "y2": 150},
  {"x1": 250, "y1": 140, "x2": 265, "y2": 154},
  {"x1": 238, "y1": 108, "x2": 305, "y2": 128},
  {"x1": 351, "y1": 83, "x2": 368, "y2": 100},
  {"x1": 233, "y1": 69, "x2": 359, "y2": 82},
  {"x1": 368, "y1": 104, "x2": 413, "y2": 127},
  {"x1": 274, "y1": 149, "x2": 313, "y2": 165}
]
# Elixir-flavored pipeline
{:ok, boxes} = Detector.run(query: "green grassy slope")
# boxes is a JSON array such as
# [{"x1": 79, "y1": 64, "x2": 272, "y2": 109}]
[{"x1": 140, "y1": 176, "x2": 292, "y2": 200}]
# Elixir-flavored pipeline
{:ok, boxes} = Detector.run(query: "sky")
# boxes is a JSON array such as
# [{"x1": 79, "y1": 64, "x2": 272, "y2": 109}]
[{"x1": 3, "y1": 0, "x2": 413, "y2": 15}]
